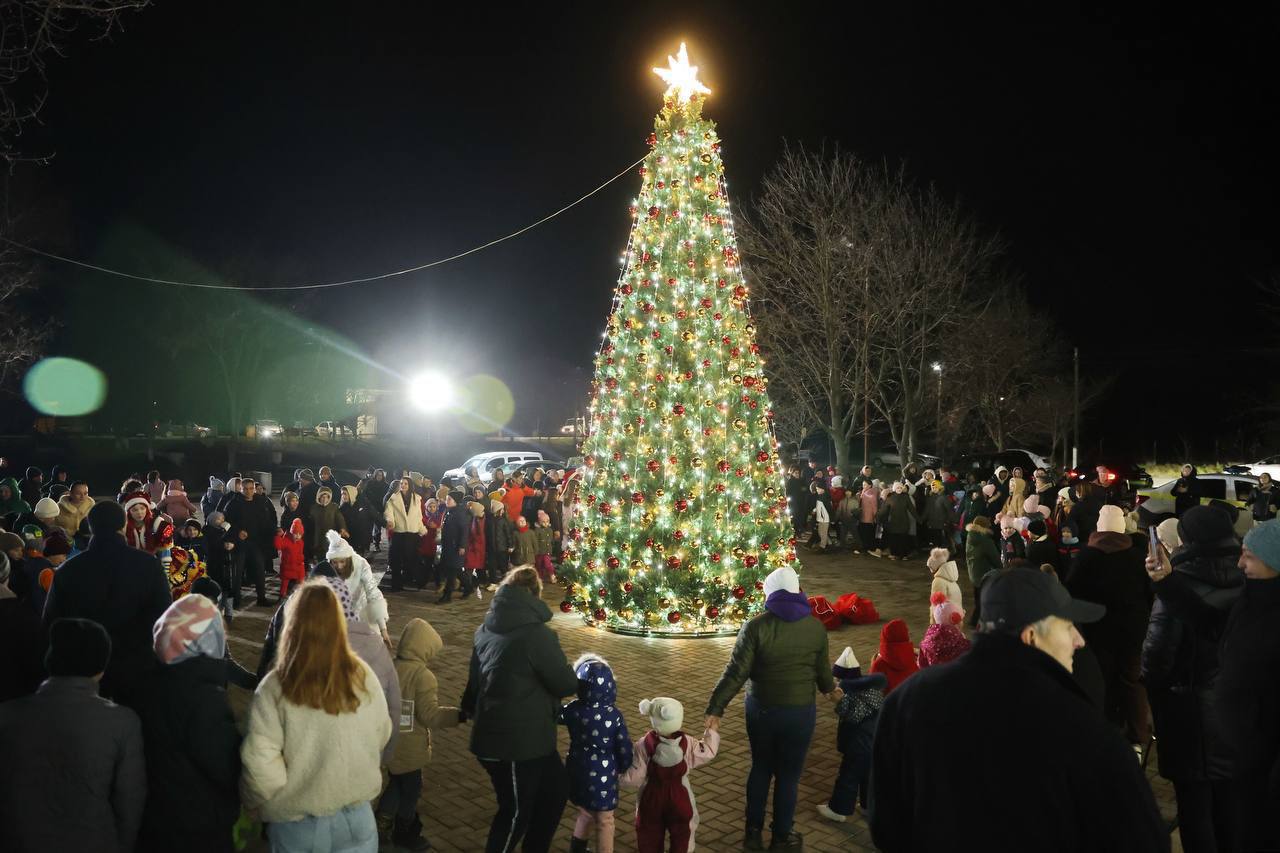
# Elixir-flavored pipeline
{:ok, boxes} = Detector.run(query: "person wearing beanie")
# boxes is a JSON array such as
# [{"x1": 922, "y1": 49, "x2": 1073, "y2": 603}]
[
  {"x1": 436, "y1": 491, "x2": 471, "y2": 603},
  {"x1": 1064, "y1": 500, "x2": 1153, "y2": 753},
  {"x1": 483, "y1": 499, "x2": 515, "y2": 593},
  {"x1": 1180, "y1": 518, "x2": 1280, "y2": 850},
  {"x1": 419, "y1": 496, "x2": 444, "y2": 588},
  {"x1": 0, "y1": 476, "x2": 31, "y2": 517},
  {"x1": 869, "y1": 568, "x2": 1168, "y2": 852},
  {"x1": 869, "y1": 618, "x2": 920, "y2": 693},
  {"x1": 510, "y1": 512, "x2": 538, "y2": 568},
  {"x1": 32, "y1": 495, "x2": 60, "y2": 529},
  {"x1": 619, "y1": 695, "x2": 719, "y2": 853},
  {"x1": 157, "y1": 480, "x2": 198, "y2": 525},
  {"x1": 42, "y1": 501, "x2": 172, "y2": 708},
  {"x1": 0, "y1": 617, "x2": 146, "y2": 852},
  {"x1": 816, "y1": 647, "x2": 887, "y2": 823},
  {"x1": 559, "y1": 654, "x2": 632, "y2": 853},
  {"x1": 133, "y1": 595, "x2": 242, "y2": 851},
  {"x1": 316, "y1": 529, "x2": 390, "y2": 643},
  {"x1": 376, "y1": 618, "x2": 461, "y2": 851},
  {"x1": 201, "y1": 476, "x2": 226, "y2": 520},
  {"x1": 917, "y1": 593, "x2": 971, "y2": 668},
  {"x1": 926, "y1": 547, "x2": 963, "y2": 623},
  {"x1": 999, "y1": 516, "x2": 1027, "y2": 567},
  {"x1": 981, "y1": 481, "x2": 1005, "y2": 521},
  {"x1": 880, "y1": 480, "x2": 917, "y2": 560},
  {"x1": 15, "y1": 529, "x2": 71, "y2": 618},
  {"x1": 532, "y1": 508, "x2": 556, "y2": 584},
  {"x1": 705, "y1": 565, "x2": 838, "y2": 850},
  {"x1": 274, "y1": 518, "x2": 307, "y2": 599},
  {"x1": 1025, "y1": 516, "x2": 1062, "y2": 577},
  {"x1": 1138, "y1": 504, "x2": 1245, "y2": 852}
]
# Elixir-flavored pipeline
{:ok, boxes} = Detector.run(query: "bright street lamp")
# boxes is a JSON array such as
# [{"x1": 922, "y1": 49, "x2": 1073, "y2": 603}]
[{"x1": 408, "y1": 372, "x2": 453, "y2": 412}]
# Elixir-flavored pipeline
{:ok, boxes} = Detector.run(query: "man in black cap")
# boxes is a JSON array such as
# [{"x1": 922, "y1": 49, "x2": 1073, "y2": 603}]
[
  {"x1": 42, "y1": 501, "x2": 172, "y2": 708},
  {"x1": 0, "y1": 617, "x2": 146, "y2": 851},
  {"x1": 868, "y1": 567, "x2": 1169, "y2": 852}
]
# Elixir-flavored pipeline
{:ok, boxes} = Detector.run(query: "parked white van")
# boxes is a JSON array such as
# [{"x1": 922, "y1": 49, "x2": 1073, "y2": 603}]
[{"x1": 442, "y1": 451, "x2": 544, "y2": 482}]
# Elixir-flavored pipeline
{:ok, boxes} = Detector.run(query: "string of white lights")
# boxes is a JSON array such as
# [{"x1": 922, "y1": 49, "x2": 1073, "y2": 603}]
[{"x1": 1, "y1": 155, "x2": 646, "y2": 292}]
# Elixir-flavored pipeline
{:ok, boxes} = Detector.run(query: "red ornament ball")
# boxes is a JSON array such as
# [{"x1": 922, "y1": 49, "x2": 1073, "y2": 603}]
[
  {"x1": 613, "y1": 451, "x2": 622, "y2": 461},
  {"x1": 672, "y1": 404, "x2": 685, "y2": 415},
  {"x1": 675, "y1": 498, "x2": 689, "y2": 512},
  {"x1": 648, "y1": 206, "x2": 660, "y2": 219},
  {"x1": 666, "y1": 555, "x2": 682, "y2": 569},
  {"x1": 715, "y1": 483, "x2": 727, "y2": 493},
  {"x1": 607, "y1": 556, "x2": 621, "y2": 569},
  {"x1": 711, "y1": 552, "x2": 722, "y2": 562},
  {"x1": 620, "y1": 283, "x2": 633, "y2": 295},
  {"x1": 597, "y1": 587, "x2": 607, "y2": 597},
  {"x1": 560, "y1": 600, "x2": 574, "y2": 613},
  {"x1": 594, "y1": 608, "x2": 607, "y2": 622},
  {"x1": 631, "y1": 491, "x2": 645, "y2": 504},
  {"x1": 599, "y1": 502, "x2": 612, "y2": 515},
  {"x1": 744, "y1": 555, "x2": 758, "y2": 568},
  {"x1": 647, "y1": 459, "x2": 661, "y2": 472},
  {"x1": 757, "y1": 451, "x2": 770, "y2": 462},
  {"x1": 667, "y1": 610, "x2": 682, "y2": 624},
  {"x1": 623, "y1": 582, "x2": 633, "y2": 593},
  {"x1": 733, "y1": 585, "x2": 747, "y2": 599},
  {"x1": 754, "y1": 581, "x2": 765, "y2": 590},
  {"x1": 673, "y1": 530, "x2": 684, "y2": 540},
  {"x1": 700, "y1": 297, "x2": 713, "y2": 308},
  {"x1": 707, "y1": 606, "x2": 720, "y2": 619},
  {"x1": 735, "y1": 467, "x2": 746, "y2": 478},
  {"x1": 717, "y1": 460, "x2": 731, "y2": 473},
  {"x1": 737, "y1": 501, "x2": 751, "y2": 514}
]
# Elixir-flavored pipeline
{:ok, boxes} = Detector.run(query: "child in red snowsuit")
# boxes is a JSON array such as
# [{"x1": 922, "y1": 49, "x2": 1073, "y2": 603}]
[
  {"x1": 273, "y1": 518, "x2": 306, "y2": 599},
  {"x1": 619, "y1": 696, "x2": 719, "y2": 853}
]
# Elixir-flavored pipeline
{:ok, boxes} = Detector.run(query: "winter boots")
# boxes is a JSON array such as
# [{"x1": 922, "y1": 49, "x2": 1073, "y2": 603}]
[
  {"x1": 569, "y1": 838, "x2": 590, "y2": 853},
  {"x1": 392, "y1": 814, "x2": 431, "y2": 850},
  {"x1": 743, "y1": 826, "x2": 766, "y2": 851}
]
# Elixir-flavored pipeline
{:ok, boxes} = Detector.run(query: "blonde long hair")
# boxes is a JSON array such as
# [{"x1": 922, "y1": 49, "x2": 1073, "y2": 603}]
[{"x1": 275, "y1": 581, "x2": 367, "y2": 714}]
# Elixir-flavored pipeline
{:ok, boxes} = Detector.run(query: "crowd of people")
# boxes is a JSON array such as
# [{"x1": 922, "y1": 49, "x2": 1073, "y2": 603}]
[{"x1": 0, "y1": 453, "x2": 1277, "y2": 853}]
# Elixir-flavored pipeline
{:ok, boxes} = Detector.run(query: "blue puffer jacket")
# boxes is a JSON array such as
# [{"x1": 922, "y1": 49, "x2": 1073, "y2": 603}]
[{"x1": 559, "y1": 655, "x2": 633, "y2": 811}]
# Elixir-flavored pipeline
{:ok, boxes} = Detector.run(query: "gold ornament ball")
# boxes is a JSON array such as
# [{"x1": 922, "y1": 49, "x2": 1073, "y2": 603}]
[
  {"x1": 691, "y1": 456, "x2": 704, "y2": 468},
  {"x1": 646, "y1": 399, "x2": 658, "y2": 410},
  {"x1": 682, "y1": 427, "x2": 693, "y2": 438},
  {"x1": 681, "y1": 330, "x2": 694, "y2": 342},
  {"x1": 637, "y1": 352, "x2": 647, "y2": 363},
  {"x1": 659, "y1": 415, "x2": 671, "y2": 425},
  {"x1": 714, "y1": 511, "x2": 724, "y2": 522},
  {"x1": 732, "y1": 546, "x2": 746, "y2": 559},
  {"x1": 658, "y1": 314, "x2": 671, "y2": 324},
  {"x1": 655, "y1": 543, "x2": 665, "y2": 553},
  {"x1": 732, "y1": 374, "x2": 743, "y2": 385},
  {"x1": 764, "y1": 487, "x2": 777, "y2": 499},
  {"x1": 655, "y1": 488, "x2": 666, "y2": 497},
  {"x1": 733, "y1": 418, "x2": 747, "y2": 431},
  {"x1": 624, "y1": 423, "x2": 635, "y2": 434}
]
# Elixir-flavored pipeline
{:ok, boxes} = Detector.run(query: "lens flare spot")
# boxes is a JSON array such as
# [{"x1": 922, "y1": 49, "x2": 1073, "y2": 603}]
[{"x1": 23, "y1": 357, "x2": 107, "y2": 416}]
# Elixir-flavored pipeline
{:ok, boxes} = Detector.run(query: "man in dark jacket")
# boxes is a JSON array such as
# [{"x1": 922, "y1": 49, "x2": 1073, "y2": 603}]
[
  {"x1": 1141, "y1": 505, "x2": 1244, "y2": 853},
  {"x1": 296, "y1": 468, "x2": 320, "y2": 514},
  {"x1": 1213, "y1": 520, "x2": 1280, "y2": 851},
  {"x1": 42, "y1": 502, "x2": 171, "y2": 707},
  {"x1": 1066, "y1": 504, "x2": 1153, "y2": 749},
  {"x1": 461, "y1": 567, "x2": 578, "y2": 853},
  {"x1": 869, "y1": 568, "x2": 1168, "y2": 853},
  {"x1": 437, "y1": 491, "x2": 470, "y2": 603},
  {"x1": 223, "y1": 479, "x2": 277, "y2": 607},
  {"x1": 43, "y1": 463, "x2": 69, "y2": 497},
  {"x1": 0, "y1": 618, "x2": 146, "y2": 852},
  {"x1": 19, "y1": 465, "x2": 43, "y2": 508}
]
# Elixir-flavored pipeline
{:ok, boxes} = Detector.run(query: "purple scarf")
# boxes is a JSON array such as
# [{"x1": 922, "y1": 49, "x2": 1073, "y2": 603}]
[{"x1": 765, "y1": 589, "x2": 812, "y2": 622}]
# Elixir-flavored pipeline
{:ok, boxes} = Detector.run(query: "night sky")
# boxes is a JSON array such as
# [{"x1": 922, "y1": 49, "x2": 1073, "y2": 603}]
[{"x1": 15, "y1": 3, "x2": 1280, "y2": 457}]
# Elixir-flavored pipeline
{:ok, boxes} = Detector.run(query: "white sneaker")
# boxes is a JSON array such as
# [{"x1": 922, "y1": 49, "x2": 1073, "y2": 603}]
[
  {"x1": 486, "y1": 583, "x2": 499, "y2": 592},
  {"x1": 816, "y1": 803, "x2": 847, "y2": 823},
  {"x1": 869, "y1": 549, "x2": 883, "y2": 558}
]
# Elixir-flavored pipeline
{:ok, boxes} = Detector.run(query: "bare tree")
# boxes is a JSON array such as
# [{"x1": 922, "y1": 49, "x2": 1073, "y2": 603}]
[
  {"x1": 865, "y1": 179, "x2": 1002, "y2": 461},
  {"x1": 741, "y1": 145, "x2": 884, "y2": 473},
  {"x1": 0, "y1": 238, "x2": 47, "y2": 389}
]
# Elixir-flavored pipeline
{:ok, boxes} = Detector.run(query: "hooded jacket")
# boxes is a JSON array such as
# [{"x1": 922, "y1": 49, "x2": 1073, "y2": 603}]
[
  {"x1": 1141, "y1": 537, "x2": 1243, "y2": 782},
  {"x1": 706, "y1": 591, "x2": 834, "y2": 716},
  {"x1": 55, "y1": 493, "x2": 94, "y2": 538},
  {"x1": 273, "y1": 529, "x2": 307, "y2": 581},
  {"x1": 869, "y1": 619, "x2": 920, "y2": 692},
  {"x1": 460, "y1": 583, "x2": 579, "y2": 761},
  {"x1": 964, "y1": 525, "x2": 1001, "y2": 588},
  {"x1": 387, "y1": 619, "x2": 461, "y2": 775},
  {"x1": 0, "y1": 476, "x2": 31, "y2": 516},
  {"x1": 306, "y1": 501, "x2": 346, "y2": 556},
  {"x1": 879, "y1": 491, "x2": 916, "y2": 535},
  {"x1": 512, "y1": 525, "x2": 537, "y2": 566},
  {"x1": 157, "y1": 482, "x2": 198, "y2": 524},
  {"x1": 560, "y1": 656, "x2": 633, "y2": 811},
  {"x1": 928, "y1": 560, "x2": 963, "y2": 623}
]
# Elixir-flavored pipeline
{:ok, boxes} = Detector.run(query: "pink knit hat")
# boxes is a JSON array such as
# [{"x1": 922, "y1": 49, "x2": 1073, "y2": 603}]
[{"x1": 930, "y1": 591, "x2": 964, "y2": 626}]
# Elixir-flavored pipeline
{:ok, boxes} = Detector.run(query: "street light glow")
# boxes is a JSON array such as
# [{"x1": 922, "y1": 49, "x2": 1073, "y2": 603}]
[
  {"x1": 408, "y1": 371, "x2": 453, "y2": 412},
  {"x1": 931, "y1": 362, "x2": 943, "y2": 373}
]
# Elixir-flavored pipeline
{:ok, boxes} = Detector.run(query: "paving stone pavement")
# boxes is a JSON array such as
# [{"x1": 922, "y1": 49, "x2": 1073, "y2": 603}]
[{"x1": 225, "y1": 541, "x2": 1180, "y2": 852}]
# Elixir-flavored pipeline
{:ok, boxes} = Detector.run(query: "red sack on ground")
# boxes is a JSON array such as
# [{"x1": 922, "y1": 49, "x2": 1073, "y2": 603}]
[
  {"x1": 834, "y1": 592, "x2": 881, "y2": 625},
  {"x1": 808, "y1": 595, "x2": 843, "y2": 630}
]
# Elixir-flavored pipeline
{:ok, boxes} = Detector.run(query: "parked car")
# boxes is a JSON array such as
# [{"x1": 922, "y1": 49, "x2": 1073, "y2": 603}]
[
  {"x1": 1136, "y1": 472, "x2": 1256, "y2": 538},
  {"x1": 315, "y1": 420, "x2": 354, "y2": 437},
  {"x1": 441, "y1": 450, "x2": 544, "y2": 482},
  {"x1": 500, "y1": 459, "x2": 567, "y2": 479},
  {"x1": 866, "y1": 447, "x2": 942, "y2": 471},
  {"x1": 254, "y1": 419, "x2": 283, "y2": 439},
  {"x1": 951, "y1": 449, "x2": 1055, "y2": 481},
  {"x1": 559, "y1": 416, "x2": 587, "y2": 436},
  {"x1": 1224, "y1": 455, "x2": 1280, "y2": 480}
]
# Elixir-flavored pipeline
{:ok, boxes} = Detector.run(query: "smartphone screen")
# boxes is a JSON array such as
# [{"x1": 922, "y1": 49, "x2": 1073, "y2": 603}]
[{"x1": 1148, "y1": 526, "x2": 1160, "y2": 559}]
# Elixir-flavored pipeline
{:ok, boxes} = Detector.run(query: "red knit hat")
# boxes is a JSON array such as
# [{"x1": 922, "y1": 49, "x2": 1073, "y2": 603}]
[{"x1": 289, "y1": 518, "x2": 304, "y2": 536}]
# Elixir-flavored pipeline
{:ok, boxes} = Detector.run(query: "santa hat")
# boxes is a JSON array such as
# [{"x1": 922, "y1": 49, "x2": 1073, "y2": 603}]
[
  {"x1": 639, "y1": 696, "x2": 684, "y2": 736},
  {"x1": 289, "y1": 518, "x2": 304, "y2": 536},
  {"x1": 1097, "y1": 504, "x2": 1126, "y2": 534},
  {"x1": 926, "y1": 547, "x2": 950, "y2": 571},
  {"x1": 931, "y1": 590, "x2": 965, "y2": 626},
  {"x1": 325, "y1": 528, "x2": 355, "y2": 561},
  {"x1": 121, "y1": 491, "x2": 151, "y2": 516}
]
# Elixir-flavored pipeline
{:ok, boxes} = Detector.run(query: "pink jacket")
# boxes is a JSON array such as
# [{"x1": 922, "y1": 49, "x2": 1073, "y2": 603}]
[
  {"x1": 917, "y1": 623, "x2": 972, "y2": 668},
  {"x1": 860, "y1": 487, "x2": 880, "y2": 523},
  {"x1": 158, "y1": 485, "x2": 199, "y2": 523},
  {"x1": 620, "y1": 728, "x2": 720, "y2": 847}
]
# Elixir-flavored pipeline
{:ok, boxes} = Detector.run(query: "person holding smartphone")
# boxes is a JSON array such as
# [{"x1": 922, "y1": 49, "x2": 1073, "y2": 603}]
[{"x1": 1141, "y1": 505, "x2": 1245, "y2": 853}]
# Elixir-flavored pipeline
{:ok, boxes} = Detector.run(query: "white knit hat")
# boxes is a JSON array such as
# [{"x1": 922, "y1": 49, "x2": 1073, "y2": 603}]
[
  {"x1": 325, "y1": 528, "x2": 355, "y2": 560},
  {"x1": 927, "y1": 547, "x2": 950, "y2": 571},
  {"x1": 34, "y1": 497, "x2": 60, "y2": 520},
  {"x1": 762, "y1": 566, "x2": 800, "y2": 597},
  {"x1": 639, "y1": 697, "x2": 684, "y2": 736},
  {"x1": 834, "y1": 646, "x2": 859, "y2": 670},
  {"x1": 1097, "y1": 504, "x2": 1126, "y2": 534}
]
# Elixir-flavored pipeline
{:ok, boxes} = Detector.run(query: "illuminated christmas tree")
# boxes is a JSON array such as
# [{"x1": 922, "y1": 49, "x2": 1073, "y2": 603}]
[{"x1": 563, "y1": 44, "x2": 799, "y2": 636}]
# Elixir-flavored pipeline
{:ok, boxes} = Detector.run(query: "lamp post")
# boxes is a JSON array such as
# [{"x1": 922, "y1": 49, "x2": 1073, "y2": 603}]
[{"x1": 931, "y1": 362, "x2": 943, "y2": 453}]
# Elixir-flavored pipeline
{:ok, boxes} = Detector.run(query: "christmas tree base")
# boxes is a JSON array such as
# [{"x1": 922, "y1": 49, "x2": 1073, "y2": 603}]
[{"x1": 590, "y1": 618, "x2": 742, "y2": 639}]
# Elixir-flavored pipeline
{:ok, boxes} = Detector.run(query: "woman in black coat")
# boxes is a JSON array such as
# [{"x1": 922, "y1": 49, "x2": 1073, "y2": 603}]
[
  {"x1": 1173, "y1": 464, "x2": 1199, "y2": 518},
  {"x1": 1142, "y1": 505, "x2": 1244, "y2": 853}
]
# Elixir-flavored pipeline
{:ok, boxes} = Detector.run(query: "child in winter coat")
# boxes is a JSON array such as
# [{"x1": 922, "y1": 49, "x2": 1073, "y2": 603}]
[
  {"x1": 201, "y1": 477, "x2": 225, "y2": 521},
  {"x1": 484, "y1": 500, "x2": 514, "y2": 590},
  {"x1": 157, "y1": 479, "x2": 199, "y2": 525},
  {"x1": 512, "y1": 515, "x2": 537, "y2": 567},
  {"x1": 377, "y1": 618, "x2": 461, "y2": 851},
  {"x1": 917, "y1": 593, "x2": 971, "y2": 668},
  {"x1": 560, "y1": 654, "x2": 632, "y2": 853},
  {"x1": 174, "y1": 519, "x2": 204, "y2": 560},
  {"x1": 926, "y1": 547, "x2": 963, "y2": 623},
  {"x1": 999, "y1": 518, "x2": 1027, "y2": 566},
  {"x1": 620, "y1": 696, "x2": 719, "y2": 853},
  {"x1": 274, "y1": 518, "x2": 307, "y2": 599},
  {"x1": 858, "y1": 482, "x2": 880, "y2": 556},
  {"x1": 817, "y1": 647, "x2": 888, "y2": 823},
  {"x1": 462, "y1": 500, "x2": 487, "y2": 595},
  {"x1": 306, "y1": 488, "x2": 347, "y2": 563},
  {"x1": 533, "y1": 509, "x2": 556, "y2": 583},
  {"x1": 869, "y1": 618, "x2": 919, "y2": 693}
]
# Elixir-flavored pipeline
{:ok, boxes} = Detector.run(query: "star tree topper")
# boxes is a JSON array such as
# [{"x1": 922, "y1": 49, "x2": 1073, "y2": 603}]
[{"x1": 653, "y1": 42, "x2": 711, "y2": 105}]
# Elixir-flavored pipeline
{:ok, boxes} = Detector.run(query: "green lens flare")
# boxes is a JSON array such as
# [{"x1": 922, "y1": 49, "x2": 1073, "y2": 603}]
[
  {"x1": 453, "y1": 374, "x2": 515, "y2": 434},
  {"x1": 23, "y1": 357, "x2": 108, "y2": 416}
]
